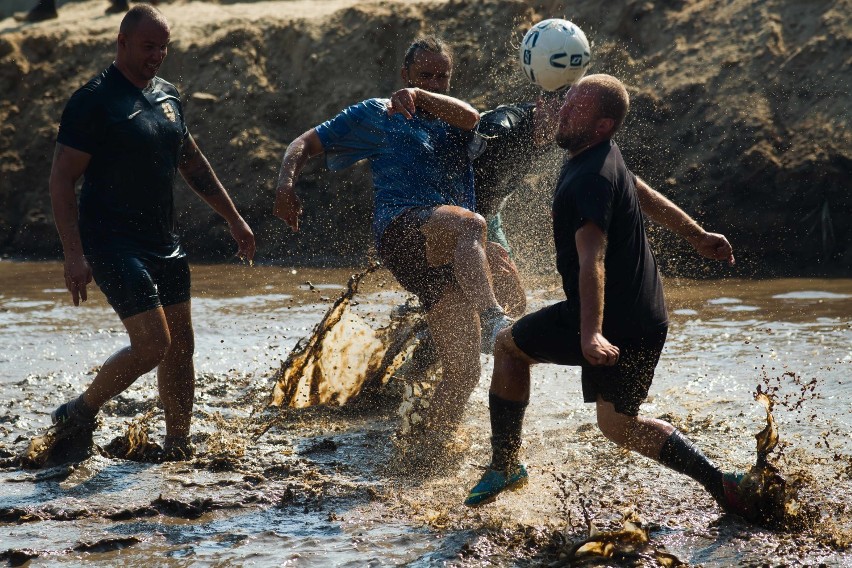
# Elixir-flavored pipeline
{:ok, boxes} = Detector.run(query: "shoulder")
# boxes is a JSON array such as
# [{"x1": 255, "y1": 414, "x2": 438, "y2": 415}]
[
  {"x1": 342, "y1": 98, "x2": 387, "y2": 118},
  {"x1": 151, "y1": 76, "x2": 181, "y2": 99},
  {"x1": 65, "y1": 68, "x2": 112, "y2": 107}
]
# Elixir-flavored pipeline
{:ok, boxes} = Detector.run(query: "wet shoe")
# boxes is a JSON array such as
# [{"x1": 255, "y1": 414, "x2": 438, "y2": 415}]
[
  {"x1": 715, "y1": 472, "x2": 749, "y2": 516},
  {"x1": 480, "y1": 307, "x2": 513, "y2": 355},
  {"x1": 464, "y1": 463, "x2": 528, "y2": 506},
  {"x1": 45, "y1": 403, "x2": 98, "y2": 466},
  {"x1": 162, "y1": 437, "x2": 196, "y2": 462}
]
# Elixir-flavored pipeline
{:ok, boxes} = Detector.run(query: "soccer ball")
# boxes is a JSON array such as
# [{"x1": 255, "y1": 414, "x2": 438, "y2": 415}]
[{"x1": 519, "y1": 19, "x2": 591, "y2": 92}]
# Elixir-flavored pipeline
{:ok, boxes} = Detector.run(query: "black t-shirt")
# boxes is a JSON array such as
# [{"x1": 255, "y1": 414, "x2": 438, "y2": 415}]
[
  {"x1": 57, "y1": 64, "x2": 189, "y2": 257},
  {"x1": 553, "y1": 139, "x2": 668, "y2": 338},
  {"x1": 473, "y1": 103, "x2": 541, "y2": 218}
]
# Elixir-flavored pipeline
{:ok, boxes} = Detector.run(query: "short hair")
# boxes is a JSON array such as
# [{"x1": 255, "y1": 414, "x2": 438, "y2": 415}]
[
  {"x1": 580, "y1": 74, "x2": 630, "y2": 133},
  {"x1": 119, "y1": 4, "x2": 169, "y2": 35},
  {"x1": 403, "y1": 36, "x2": 453, "y2": 69}
]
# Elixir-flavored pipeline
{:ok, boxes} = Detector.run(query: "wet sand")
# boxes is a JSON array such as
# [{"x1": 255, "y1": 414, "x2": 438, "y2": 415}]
[{"x1": 0, "y1": 260, "x2": 850, "y2": 565}]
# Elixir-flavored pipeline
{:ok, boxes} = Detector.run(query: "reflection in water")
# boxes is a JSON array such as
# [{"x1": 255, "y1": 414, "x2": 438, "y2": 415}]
[{"x1": 0, "y1": 262, "x2": 850, "y2": 565}]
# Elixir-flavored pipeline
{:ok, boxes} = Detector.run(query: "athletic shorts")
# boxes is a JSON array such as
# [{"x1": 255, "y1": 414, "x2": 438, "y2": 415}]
[
  {"x1": 511, "y1": 300, "x2": 668, "y2": 417},
  {"x1": 87, "y1": 251, "x2": 191, "y2": 320},
  {"x1": 378, "y1": 207, "x2": 456, "y2": 312}
]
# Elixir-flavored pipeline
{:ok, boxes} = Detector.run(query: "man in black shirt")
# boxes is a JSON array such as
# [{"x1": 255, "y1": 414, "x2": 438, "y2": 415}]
[
  {"x1": 47, "y1": 5, "x2": 254, "y2": 464},
  {"x1": 465, "y1": 74, "x2": 750, "y2": 519}
]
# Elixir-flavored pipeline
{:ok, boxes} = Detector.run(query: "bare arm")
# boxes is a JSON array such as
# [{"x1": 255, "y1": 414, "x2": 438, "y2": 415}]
[
  {"x1": 273, "y1": 128, "x2": 325, "y2": 232},
  {"x1": 49, "y1": 143, "x2": 93, "y2": 306},
  {"x1": 575, "y1": 222, "x2": 620, "y2": 366},
  {"x1": 635, "y1": 176, "x2": 735, "y2": 265},
  {"x1": 178, "y1": 134, "x2": 255, "y2": 261},
  {"x1": 387, "y1": 88, "x2": 480, "y2": 131}
]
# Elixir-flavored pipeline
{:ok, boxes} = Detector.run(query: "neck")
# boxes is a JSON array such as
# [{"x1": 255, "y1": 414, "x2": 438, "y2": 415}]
[
  {"x1": 568, "y1": 137, "x2": 607, "y2": 159},
  {"x1": 113, "y1": 60, "x2": 150, "y2": 89}
]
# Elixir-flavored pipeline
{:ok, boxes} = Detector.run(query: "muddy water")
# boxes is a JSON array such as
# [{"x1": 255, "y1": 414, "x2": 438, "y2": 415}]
[{"x1": 1, "y1": 260, "x2": 850, "y2": 566}]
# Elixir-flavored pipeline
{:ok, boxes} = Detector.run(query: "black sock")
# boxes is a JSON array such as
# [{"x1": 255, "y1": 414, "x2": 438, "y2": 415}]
[
  {"x1": 68, "y1": 394, "x2": 98, "y2": 422},
  {"x1": 489, "y1": 392, "x2": 527, "y2": 471},
  {"x1": 658, "y1": 430, "x2": 723, "y2": 498}
]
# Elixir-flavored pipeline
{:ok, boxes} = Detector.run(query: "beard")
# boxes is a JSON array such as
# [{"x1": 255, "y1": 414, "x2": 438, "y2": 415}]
[{"x1": 555, "y1": 127, "x2": 595, "y2": 152}]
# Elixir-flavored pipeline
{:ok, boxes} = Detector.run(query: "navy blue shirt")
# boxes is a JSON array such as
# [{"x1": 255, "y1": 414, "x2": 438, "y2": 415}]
[
  {"x1": 57, "y1": 64, "x2": 188, "y2": 257},
  {"x1": 553, "y1": 139, "x2": 668, "y2": 338}
]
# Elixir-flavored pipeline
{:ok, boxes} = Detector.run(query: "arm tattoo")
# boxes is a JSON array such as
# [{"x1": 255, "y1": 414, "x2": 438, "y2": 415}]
[{"x1": 180, "y1": 137, "x2": 222, "y2": 197}]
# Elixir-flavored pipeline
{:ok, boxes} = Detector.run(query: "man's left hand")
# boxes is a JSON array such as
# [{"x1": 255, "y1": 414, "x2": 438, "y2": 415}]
[
  {"x1": 229, "y1": 217, "x2": 256, "y2": 262},
  {"x1": 387, "y1": 88, "x2": 418, "y2": 119}
]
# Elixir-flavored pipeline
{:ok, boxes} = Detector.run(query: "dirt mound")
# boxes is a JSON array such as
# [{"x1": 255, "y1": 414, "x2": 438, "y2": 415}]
[{"x1": 0, "y1": 0, "x2": 849, "y2": 275}]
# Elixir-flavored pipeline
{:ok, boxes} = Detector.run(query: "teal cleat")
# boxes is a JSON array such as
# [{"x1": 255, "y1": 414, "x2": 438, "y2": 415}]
[{"x1": 464, "y1": 463, "x2": 528, "y2": 506}]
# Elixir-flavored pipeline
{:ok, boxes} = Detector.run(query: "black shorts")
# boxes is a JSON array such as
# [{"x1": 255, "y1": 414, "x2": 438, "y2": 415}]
[
  {"x1": 511, "y1": 301, "x2": 667, "y2": 416},
  {"x1": 378, "y1": 207, "x2": 456, "y2": 312},
  {"x1": 87, "y1": 251, "x2": 191, "y2": 320}
]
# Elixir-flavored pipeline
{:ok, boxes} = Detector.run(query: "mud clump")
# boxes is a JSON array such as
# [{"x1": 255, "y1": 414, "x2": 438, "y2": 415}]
[{"x1": 736, "y1": 392, "x2": 819, "y2": 531}]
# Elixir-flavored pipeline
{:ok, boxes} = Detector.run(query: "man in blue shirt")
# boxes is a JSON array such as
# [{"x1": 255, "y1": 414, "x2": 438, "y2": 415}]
[{"x1": 273, "y1": 37, "x2": 513, "y2": 432}]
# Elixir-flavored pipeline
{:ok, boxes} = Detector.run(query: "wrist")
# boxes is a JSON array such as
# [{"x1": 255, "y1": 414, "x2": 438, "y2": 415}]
[{"x1": 684, "y1": 226, "x2": 706, "y2": 244}]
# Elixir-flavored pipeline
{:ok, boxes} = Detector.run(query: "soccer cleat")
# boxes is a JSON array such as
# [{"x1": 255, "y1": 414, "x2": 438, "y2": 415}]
[
  {"x1": 45, "y1": 402, "x2": 98, "y2": 466},
  {"x1": 480, "y1": 308, "x2": 513, "y2": 355},
  {"x1": 464, "y1": 463, "x2": 528, "y2": 506}
]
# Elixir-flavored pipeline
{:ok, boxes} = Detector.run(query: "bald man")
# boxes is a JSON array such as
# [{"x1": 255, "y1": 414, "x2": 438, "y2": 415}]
[
  {"x1": 46, "y1": 5, "x2": 254, "y2": 464},
  {"x1": 465, "y1": 75, "x2": 751, "y2": 520}
]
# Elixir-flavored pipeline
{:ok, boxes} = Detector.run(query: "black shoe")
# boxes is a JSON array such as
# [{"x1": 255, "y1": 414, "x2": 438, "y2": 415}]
[
  {"x1": 14, "y1": 5, "x2": 58, "y2": 22},
  {"x1": 44, "y1": 403, "x2": 98, "y2": 466},
  {"x1": 104, "y1": 0, "x2": 129, "y2": 14}
]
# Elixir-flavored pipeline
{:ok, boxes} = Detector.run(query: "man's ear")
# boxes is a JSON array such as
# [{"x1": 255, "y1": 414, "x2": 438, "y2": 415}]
[
  {"x1": 400, "y1": 67, "x2": 410, "y2": 86},
  {"x1": 597, "y1": 117, "x2": 616, "y2": 136}
]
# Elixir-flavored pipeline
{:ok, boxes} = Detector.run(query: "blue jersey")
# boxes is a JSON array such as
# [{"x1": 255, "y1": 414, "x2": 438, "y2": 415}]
[{"x1": 314, "y1": 98, "x2": 476, "y2": 243}]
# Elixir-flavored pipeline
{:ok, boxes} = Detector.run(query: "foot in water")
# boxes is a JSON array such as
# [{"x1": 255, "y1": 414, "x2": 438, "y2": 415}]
[{"x1": 43, "y1": 402, "x2": 98, "y2": 467}]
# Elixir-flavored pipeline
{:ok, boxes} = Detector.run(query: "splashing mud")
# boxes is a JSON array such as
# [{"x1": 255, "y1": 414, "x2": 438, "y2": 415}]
[
  {"x1": 269, "y1": 263, "x2": 426, "y2": 409},
  {"x1": 736, "y1": 391, "x2": 819, "y2": 531}
]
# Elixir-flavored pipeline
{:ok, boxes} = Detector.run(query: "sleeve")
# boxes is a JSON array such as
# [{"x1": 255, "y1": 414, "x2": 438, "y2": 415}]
[
  {"x1": 569, "y1": 173, "x2": 614, "y2": 234},
  {"x1": 314, "y1": 99, "x2": 387, "y2": 171},
  {"x1": 56, "y1": 86, "x2": 101, "y2": 155},
  {"x1": 164, "y1": 83, "x2": 189, "y2": 139}
]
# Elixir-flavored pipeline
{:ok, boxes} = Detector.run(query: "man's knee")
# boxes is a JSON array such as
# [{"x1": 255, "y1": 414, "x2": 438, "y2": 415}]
[
  {"x1": 457, "y1": 212, "x2": 487, "y2": 242},
  {"x1": 596, "y1": 402, "x2": 635, "y2": 445},
  {"x1": 494, "y1": 327, "x2": 525, "y2": 361},
  {"x1": 137, "y1": 335, "x2": 172, "y2": 367}
]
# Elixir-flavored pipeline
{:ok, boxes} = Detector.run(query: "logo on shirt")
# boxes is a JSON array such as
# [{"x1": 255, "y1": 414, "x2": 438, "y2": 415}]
[{"x1": 161, "y1": 101, "x2": 178, "y2": 123}]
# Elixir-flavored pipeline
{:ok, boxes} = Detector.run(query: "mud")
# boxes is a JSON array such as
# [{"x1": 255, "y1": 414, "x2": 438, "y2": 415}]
[{"x1": 0, "y1": 263, "x2": 850, "y2": 565}]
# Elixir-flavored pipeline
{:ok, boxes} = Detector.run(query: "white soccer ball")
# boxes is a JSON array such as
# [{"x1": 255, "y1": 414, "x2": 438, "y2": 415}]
[{"x1": 519, "y1": 18, "x2": 591, "y2": 92}]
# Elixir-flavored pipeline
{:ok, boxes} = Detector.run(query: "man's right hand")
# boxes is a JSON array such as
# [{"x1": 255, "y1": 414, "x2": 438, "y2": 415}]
[
  {"x1": 581, "y1": 332, "x2": 620, "y2": 366},
  {"x1": 63, "y1": 255, "x2": 92, "y2": 306},
  {"x1": 273, "y1": 185, "x2": 303, "y2": 232}
]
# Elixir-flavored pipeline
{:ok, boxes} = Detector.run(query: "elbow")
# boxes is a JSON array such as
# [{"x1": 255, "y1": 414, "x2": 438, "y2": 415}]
[{"x1": 462, "y1": 108, "x2": 481, "y2": 131}]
